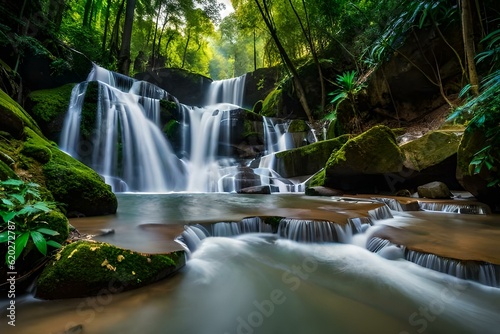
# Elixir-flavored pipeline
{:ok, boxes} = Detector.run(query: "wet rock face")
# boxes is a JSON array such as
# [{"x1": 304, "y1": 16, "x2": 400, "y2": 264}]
[{"x1": 135, "y1": 68, "x2": 212, "y2": 106}]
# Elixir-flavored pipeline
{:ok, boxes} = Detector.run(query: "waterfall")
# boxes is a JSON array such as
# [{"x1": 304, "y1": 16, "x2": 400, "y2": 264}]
[
  {"x1": 60, "y1": 64, "x2": 185, "y2": 192},
  {"x1": 205, "y1": 75, "x2": 246, "y2": 106},
  {"x1": 59, "y1": 65, "x2": 301, "y2": 193}
]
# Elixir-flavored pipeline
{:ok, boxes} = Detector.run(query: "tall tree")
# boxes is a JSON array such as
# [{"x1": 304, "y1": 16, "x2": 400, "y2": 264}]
[
  {"x1": 461, "y1": 0, "x2": 479, "y2": 95},
  {"x1": 117, "y1": 0, "x2": 136, "y2": 74},
  {"x1": 253, "y1": 0, "x2": 314, "y2": 123}
]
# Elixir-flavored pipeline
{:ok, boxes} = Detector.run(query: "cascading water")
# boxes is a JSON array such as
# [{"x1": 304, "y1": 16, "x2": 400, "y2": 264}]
[
  {"x1": 59, "y1": 65, "x2": 303, "y2": 193},
  {"x1": 205, "y1": 75, "x2": 247, "y2": 106},
  {"x1": 60, "y1": 65, "x2": 185, "y2": 192}
]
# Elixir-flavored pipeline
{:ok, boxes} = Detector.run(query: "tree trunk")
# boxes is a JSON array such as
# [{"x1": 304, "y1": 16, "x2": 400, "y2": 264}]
[
  {"x1": 102, "y1": 0, "x2": 112, "y2": 53},
  {"x1": 117, "y1": 0, "x2": 136, "y2": 75},
  {"x1": 461, "y1": 0, "x2": 479, "y2": 95},
  {"x1": 289, "y1": 0, "x2": 326, "y2": 113},
  {"x1": 253, "y1": 0, "x2": 314, "y2": 123},
  {"x1": 48, "y1": 0, "x2": 65, "y2": 32},
  {"x1": 109, "y1": 0, "x2": 126, "y2": 61},
  {"x1": 181, "y1": 29, "x2": 191, "y2": 69},
  {"x1": 253, "y1": 29, "x2": 257, "y2": 71},
  {"x1": 83, "y1": 0, "x2": 93, "y2": 27}
]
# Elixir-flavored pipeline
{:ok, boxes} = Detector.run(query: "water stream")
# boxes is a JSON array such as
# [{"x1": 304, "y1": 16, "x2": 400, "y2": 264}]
[
  {"x1": 2, "y1": 194, "x2": 499, "y2": 334},
  {"x1": 59, "y1": 66, "x2": 300, "y2": 193}
]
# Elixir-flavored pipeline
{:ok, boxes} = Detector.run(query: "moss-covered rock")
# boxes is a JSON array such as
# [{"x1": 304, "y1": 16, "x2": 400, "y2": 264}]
[
  {"x1": 322, "y1": 125, "x2": 403, "y2": 192},
  {"x1": 325, "y1": 125, "x2": 402, "y2": 175},
  {"x1": 288, "y1": 120, "x2": 309, "y2": 133},
  {"x1": 401, "y1": 130, "x2": 462, "y2": 171},
  {"x1": 0, "y1": 89, "x2": 117, "y2": 216},
  {"x1": 26, "y1": 83, "x2": 75, "y2": 138},
  {"x1": 0, "y1": 89, "x2": 44, "y2": 138},
  {"x1": 35, "y1": 240, "x2": 185, "y2": 299},
  {"x1": 38, "y1": 210, "x2": 70, "y2": 244},
  {"x1": 275, "y1": 135, "x2": 351, "y2": 178},
  {"x1": 43, "y1": 148, "x2": 117, "y2": 216}
]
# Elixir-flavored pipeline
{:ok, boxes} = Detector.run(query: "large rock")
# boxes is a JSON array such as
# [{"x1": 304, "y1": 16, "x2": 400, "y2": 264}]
[
  {"x1": 26, "y1": 84, "x2": 75, "y2": 140},
  {"x1": 401, "y1": 130, "x2": 462, "y2": 171},
  {"x1": 0, "y1": 89, "x2": 117, "y2": 216},
  {"x1": 457, "y1": 126, "x2": 500, "y2": 211},
  {"x1": 319, "y1": 125, "x2": 403, "y2": 193},
  {"x1": 275, "y1": 135, "x2": 350, "y2": 178},
  {"x1": 36, "y1": 240, "x2": 185, "y2": 299},
  {"x1": 417, "y1": 181, "x2": 452, "y2": 199},
  {"x1": 135, "y1": 68, "x2": 211, "y2": 106}
]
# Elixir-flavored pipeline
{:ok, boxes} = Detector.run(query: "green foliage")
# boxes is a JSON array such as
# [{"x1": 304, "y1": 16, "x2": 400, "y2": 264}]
[
  {"x1": 449, "y1": 70, "x2": 500, "y2": 187},
  {"x1": 366, "y1": 0, "x2": 457, "y2": 66},
  {"x1": 326, "y1": 71, "x2": 365, "y2": 131},
  {"x1": 476, "y1": 28, "x2": 500, "y2": 71},
  {"x1": 0, "y1": 179, "x2": 63, "y2": 263}
]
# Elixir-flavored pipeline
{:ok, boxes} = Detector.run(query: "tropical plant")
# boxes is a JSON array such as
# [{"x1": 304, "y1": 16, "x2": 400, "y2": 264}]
[
  {"x1": 327, "y1": 70, "x2": 365, "y2": 132},
  {"x1": 449, "y1": 70, "x2": 500, "y2": 187},
  {"x1": 0, "y1": 179, "x2": 63, "y2": 263}
]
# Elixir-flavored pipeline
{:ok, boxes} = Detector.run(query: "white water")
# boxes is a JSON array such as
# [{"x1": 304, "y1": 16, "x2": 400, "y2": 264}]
[
  {"x1": 4, "y1": 194, "x2": 500, "y2": 334},
  {"x1": 140, "y1": 236, "x2": 500, "y2": 334},
  {"x1": 205, "y1": 75, "x2": 246, "y2": 106},
  {"x1": 60, "y1": 65, "x2": 304, "y2": 193}
]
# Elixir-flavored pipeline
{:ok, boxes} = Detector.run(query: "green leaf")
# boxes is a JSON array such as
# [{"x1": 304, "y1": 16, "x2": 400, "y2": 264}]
[
  {"x1": 32, "y1": 202, "x2": 52, "y2": 212},
  {"x1": 11, "y1": 194, "x2": 25, "y2": 204},
  {"x1": 36, "y1": 227, "x2": 60, "y2": 236},
  {"x1": 46, "y1": 240, "x2": 63, "y2": 249},
  {"x1": 30, "y1": 231, "x2": 47, "y2": 256},
  {"x1": 1, "y1": 179, "x2": 24, "y2": 187},
  {"x1": 0, "y1": 231, "x2": 9, "y2": 243},
  {"x1": 18, "y1": 205, "x2": 41, "y2": 216},
  {"x1": 1, "y1": 198, "x2": 14, "y2": 207},
  {"x1": 14, "y1": 232, "x2": 30, "y2": 260},
  {"x1": 0, "y1": 211, "x2": 16, "y2": 223}
]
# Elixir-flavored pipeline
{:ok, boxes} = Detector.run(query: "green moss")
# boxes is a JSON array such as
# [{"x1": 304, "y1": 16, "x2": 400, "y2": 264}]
[
  {"x1": 274, "y1": 135, "x2": 351, "y2": 178},
  {"x1": 288, "y1": 120, "x2": 309, "y2": 133},
  {"x1": 0, "y1": 159, "x2": 17, "y2": 180},
  {"x1": 38, "y1": 210, "x2": 70, "y2": 244},
  {"x1": 27, "y1": 84, "x2": 75, "y2": 124},
  {"x1": 21, "y1": 143, "x2": 52, "y2": 164},
  {"x1": 308, "y1": 169, "x2": 326, "y2": 187},
  {"x1": 400, "y1": 130, "x2": 462, "y2": 171},
  {"x1": 0, "y1": 89, "x2": 45, "y2": 138},
  {"x1": 325, "y1": 125, "x2": 403, "y2": 175},
  {"x1": 43, "y1": 148, "x2": 117, "y2": 216},
  {"x1": 262, "y1": 216, "x2": 284, "y2": 232},
  {"x1": 36, "y1": 240, "x2": 185, "y2": 299},
  {"x1": 261, "y1": 88, "x2": 282, "y2": 117}
]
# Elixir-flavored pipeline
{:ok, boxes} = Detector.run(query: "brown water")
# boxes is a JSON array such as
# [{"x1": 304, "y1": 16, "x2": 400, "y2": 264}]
[{"x1": 1, "y1": 193, "x2": 500, "y2": 334}]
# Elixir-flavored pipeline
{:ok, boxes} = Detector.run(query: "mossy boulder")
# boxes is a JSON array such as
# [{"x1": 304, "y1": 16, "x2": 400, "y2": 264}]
[
  {"x1": 401, "y1": 130, "x2": 462, "y2": 171},
  {"x1": 38, "y1": 210, "x2": 70, "y2": 244},
  {"x1": 43, "y1": 148, "x2": 117, "y2": 216},
  {"x1": 0, "y1": 89, "x2": 117, "y2": 216},
  {"x1": 0, "y1": 159, "x2": 17, "y2": 180},
  {"x1": 0, "y1": 89, "x2": 44, "y2": 138},
  {"x1": 26, "y1": 83, "x2": 75, "y2": 139},
  {"x1": 288, "y1": 120, "x2": 309, "y2": 133},
  {"x1": 322, "y1": 125, "x2": 403, "y2": 192},
  {"x1": 35, "y1": 240, "x2": 185, "y2": 299},
  {"x1": 275, "y1": 135, "x2": 351, "y2": 178}
]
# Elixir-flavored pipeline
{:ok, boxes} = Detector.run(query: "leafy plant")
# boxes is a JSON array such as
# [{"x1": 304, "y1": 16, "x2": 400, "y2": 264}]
[
  {"x1": 449, "y1": 70, "x2": 500, "y2": 187},
  {"x1": 327, "y1": 70, "x2": 365, "y2": 132},
  {"x1": 0, "y1": 179, "x2": 63, "y2": 263}
]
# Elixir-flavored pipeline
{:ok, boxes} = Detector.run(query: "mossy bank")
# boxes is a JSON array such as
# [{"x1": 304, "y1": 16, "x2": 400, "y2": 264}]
[
  {"x1": 0, "y1": 88, "x2": 117, "y2": 216},
  {"x1": 36, "y1": 240, "x2": 185, "y2": 299}
]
